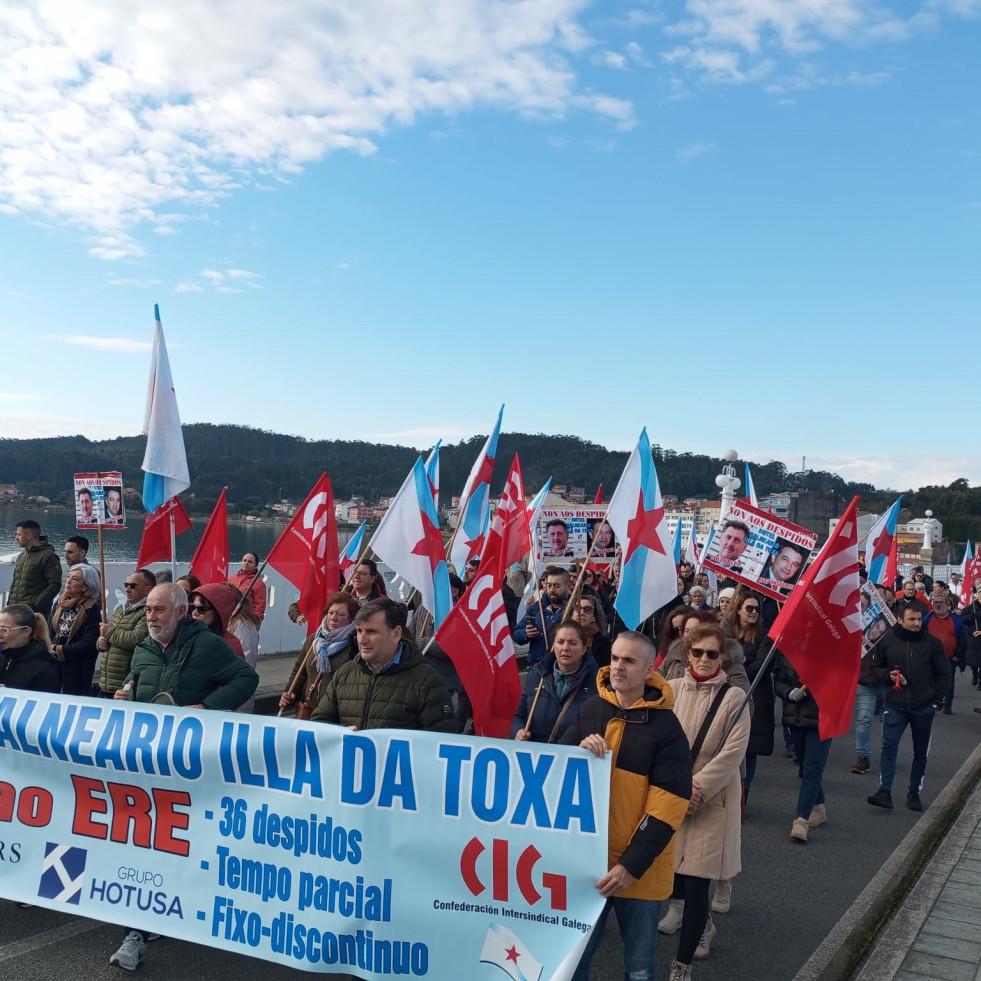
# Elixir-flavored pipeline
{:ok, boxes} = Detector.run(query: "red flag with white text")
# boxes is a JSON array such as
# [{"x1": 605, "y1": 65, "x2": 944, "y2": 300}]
[
  {"x1": 189, "y1": 488, "x2": 229, "y2": 584},
  {"x1": 136, "y1": 495, "x2": 192, "y2": 567},
  {"x1": 768, "y1": 496, "x2": 863, "y2": 740},
  {"x1": 435, "y1": 455, "x2": 527, "y2": 737},
  {"x1": 266, "y1": 475, "x2": 340, "y2": 636}
]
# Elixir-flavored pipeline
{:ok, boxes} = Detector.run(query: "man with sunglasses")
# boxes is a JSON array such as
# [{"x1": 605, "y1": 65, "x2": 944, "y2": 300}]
[{"x1": 96, "y1": 567, "x2": 155, "y2": 698}]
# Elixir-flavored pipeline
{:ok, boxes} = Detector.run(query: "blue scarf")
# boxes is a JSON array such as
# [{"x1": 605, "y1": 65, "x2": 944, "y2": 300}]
[{"x1": 314, "y1": 622, "x2": 357, "y2": 674}]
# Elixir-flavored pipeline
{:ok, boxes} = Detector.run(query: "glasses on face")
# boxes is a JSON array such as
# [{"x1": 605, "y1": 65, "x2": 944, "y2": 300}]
[
  {"x1": 743, "y1": 605, "x2": 760, "y2": 613},
  {"x1": 0, "y1": 625, "x2": 29, "y2": 636},
  {"x1": 579, "y1": 606, "x2": 595, "y2": 616},
  {"x1": 124, "y1": 582, "x2": 140, "y2": 589},
  {"x1": 190, "y1": 603, "x2": 213, "y2": 614},
  {"x1": 690, "y1": 647, "x2": 722, "y2": 660}
]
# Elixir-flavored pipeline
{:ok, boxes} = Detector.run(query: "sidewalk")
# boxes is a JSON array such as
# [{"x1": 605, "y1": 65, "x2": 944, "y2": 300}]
[{"x1": 795, "y1": 740, "x2": 981, "y2": 981}]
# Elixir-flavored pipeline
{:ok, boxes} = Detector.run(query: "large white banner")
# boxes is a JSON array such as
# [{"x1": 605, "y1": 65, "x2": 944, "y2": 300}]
[{"x1": 0, "y1": 691, "x2": 609, "y2": 980}]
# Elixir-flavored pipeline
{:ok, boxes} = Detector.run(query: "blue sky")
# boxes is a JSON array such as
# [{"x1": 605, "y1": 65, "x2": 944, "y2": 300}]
[{"x1": 1, "y1": 0, "x2": 978, "y2": 493}]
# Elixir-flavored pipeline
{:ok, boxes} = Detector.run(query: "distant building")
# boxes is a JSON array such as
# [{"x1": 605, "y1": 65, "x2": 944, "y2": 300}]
[{"x1": 347, "y1": 505, "x2": 374, "y2": 522}]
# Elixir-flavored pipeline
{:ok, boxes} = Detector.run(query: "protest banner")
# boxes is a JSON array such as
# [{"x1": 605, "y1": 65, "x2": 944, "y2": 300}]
[
  {"x1": 538, "y1": 509, "x2": 616, "y2": 564},
  {"x1": 74, "y1": 471, "x2": 125, "y2": 529},
  {"x1": 0, "y1": 691, "x2": 608, "y2": 980},
  {"x1": 701, "y1": 501, "x2": 817, "y2": 601},
  {"x1": 860, "y1": 581, "x2": 897, "y2": 655}
]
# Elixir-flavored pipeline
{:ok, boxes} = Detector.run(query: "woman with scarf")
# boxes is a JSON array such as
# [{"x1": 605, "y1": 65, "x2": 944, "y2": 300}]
[
  {"x1": 49, "y1": 564, "x2": 102, "y2": 695},
  {"x1": 229, "y1": 592, "x2": 262, "y2": 713},
  {"x1": 279, "y1": 592, "x2": 360, "y2": 718},
  {"x1": 511, "y1": 622, "x2": 598, "y2": 743},
  {"x1": 659, "y1": 623, "x2": 750, "y2": 980}
]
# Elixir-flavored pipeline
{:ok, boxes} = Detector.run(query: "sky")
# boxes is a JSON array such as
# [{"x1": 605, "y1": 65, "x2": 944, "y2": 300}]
[{"x1": 1, "y1": 0, "x2": 979, "y2": 495}]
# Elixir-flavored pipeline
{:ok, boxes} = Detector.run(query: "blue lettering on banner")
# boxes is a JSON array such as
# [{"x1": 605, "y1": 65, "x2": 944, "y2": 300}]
[
  {"x1": 340, "y1": 735, "x2": 417, "y2": 811},
  {"x1": 218, "y1": 722, "x2": 324, "y2": 798},
  {"x1": 438, "y1": 744, "x2": 597, "y2": 832}
]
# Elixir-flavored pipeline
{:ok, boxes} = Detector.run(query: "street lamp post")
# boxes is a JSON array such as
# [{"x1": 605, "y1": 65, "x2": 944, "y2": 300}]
[{"x1": 715, "y1": 449, "x2": 742, "y2": 521}]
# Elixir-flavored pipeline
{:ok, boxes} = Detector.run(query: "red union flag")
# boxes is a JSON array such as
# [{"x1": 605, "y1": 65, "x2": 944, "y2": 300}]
[
  {"x1": 435, "y1": 455, "x2": 528, "y2": 737},
  {"x1": 189, "y1": 488, "x2": 229, "y2": 584},
  {"x1": 266, "y1": 474, "x2": 340, "y2": 635},
  {"x1": 136, "y1": 495, "x2": 192, "y2": 567},
  {"x1": 768, "y1": 495, "x2": 863, "y2": 740}
]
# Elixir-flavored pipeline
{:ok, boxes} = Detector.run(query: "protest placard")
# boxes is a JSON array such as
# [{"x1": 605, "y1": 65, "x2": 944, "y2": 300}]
[
  {"x1": 73, "y1": 471, "x2": 125, "y2": 529},
  {"x1": 701, "y1": 501, "x2": 817, "y2": 601},
  {"x1": 539, "y1": 509, "x2": 616, "y2": 564},
  {"x1": 860, "y1": 580, "x2": 897, "y2": 654},
  {"x1": 0, "y1": 691, "x2": 608, "y2": 980}
]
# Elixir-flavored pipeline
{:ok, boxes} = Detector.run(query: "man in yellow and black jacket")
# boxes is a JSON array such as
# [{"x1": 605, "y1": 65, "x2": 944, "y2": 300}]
[{"x1": 561, "y1": 629, "x2": 692, "y2": 981}]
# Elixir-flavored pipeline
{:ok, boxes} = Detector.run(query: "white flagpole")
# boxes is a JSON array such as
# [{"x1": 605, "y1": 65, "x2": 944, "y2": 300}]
[{"x1": 170, "y1": 512, "x2": 177, "y2": 580}]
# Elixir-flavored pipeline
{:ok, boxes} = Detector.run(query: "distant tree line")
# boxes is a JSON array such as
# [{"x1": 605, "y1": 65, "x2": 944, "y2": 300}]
[{"x1": 1, "y1": 424, "x2": 978, "y2": 538}]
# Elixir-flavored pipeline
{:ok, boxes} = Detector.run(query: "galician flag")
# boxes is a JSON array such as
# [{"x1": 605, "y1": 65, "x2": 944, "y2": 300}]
[
  {"x1": 372, "y1": 457, "x2": 452, "y2": 629},
  {"x1": 744, "y1": 463, "x2": 758, "y2": 508},
  {"x1": 605, "y1": 429, "x2": 676, "y2": 629},
  {"x1": 479, "y1": 923, "x2": 543, "y2": 981},
  {"x1": 864, "y1": 498, "x2": 902, "y2": 586},
  {"x1": 141, "y1": 304, "x2": 190, "y2": 513},
  {"x1": 449, "y1": 405, "x2": 503, "y2": 574},
  {"x1": 959, "y1": 541, "x2": 976, "y2": 609},
  {"x1": 670, "y1": 518, "x2": 683, "y2": 567},
  {"x1": 339, "y1": 521, "x2": 367, "y2": 580}
]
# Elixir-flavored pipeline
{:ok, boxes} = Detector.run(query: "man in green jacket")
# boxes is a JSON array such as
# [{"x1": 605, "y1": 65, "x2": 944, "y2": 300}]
[
  {"x1": 311, "y1": 599, "x2": 456, "y2": 732},
  {"x1": 8, "y1": 520, "x2": 62, "y2": 618},
  {"x1": 109, "y1": 582, "x2": 259, "y2": 971},
  {"x1": 96, "y1": 567, "x2": 154, "y2": 697}
]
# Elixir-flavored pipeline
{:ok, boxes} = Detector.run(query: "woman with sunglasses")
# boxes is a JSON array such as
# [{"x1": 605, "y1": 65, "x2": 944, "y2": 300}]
[
  {"x1": 0, "y1": 604, "x2": 60, "y2": 692},
  {"x1": 186, "y1": 583, "x2": 246, "y2": 659},
  {"x1": 723, "y1": 591, "x2": 775, "y2": 804},
  {"x1": 659, "y1": 623, "x2": 750, "y2": 980},
  {"x1": 570, "y1": 597, "x2": 611, "y2": 668}
]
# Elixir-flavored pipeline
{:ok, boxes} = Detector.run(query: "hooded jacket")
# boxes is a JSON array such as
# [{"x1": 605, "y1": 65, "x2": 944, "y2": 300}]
[
  {"x1": 870, "y1": 622, "x2": 949, "y2": 710},
  {"x1": 510, "y1": 651, "x2": 599, "y2": 743},
  {"x1": 560, "y1": 667, "x2": 692, "y2": 901},
  {"x1": 189, "y1": 583, "x2": 246, "y2": 659},
  {"x1": 8, "y1": 539, "x2": 63, "y2": 617},
  {"x1": 126, "y1": 617, "x2": 258, "y2": 710},
  {"x1": 0, "y1": 637, "x2": 61, "y2": 693}
]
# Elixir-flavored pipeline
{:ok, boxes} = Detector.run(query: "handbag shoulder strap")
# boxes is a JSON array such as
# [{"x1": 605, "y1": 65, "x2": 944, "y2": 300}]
[{"x1": 689, "y1": 682, "x2": 731, "y2": 764}]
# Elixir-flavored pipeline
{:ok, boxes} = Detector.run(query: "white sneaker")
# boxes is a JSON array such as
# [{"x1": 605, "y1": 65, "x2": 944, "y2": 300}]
[
  {"x1": 109, "y1": 931, "x2": 146, "y2": 971},
  {"x1": 669, "y1": 960, "x2": 693, "y2": 981},
  {"x1": 657, "y1": 899, "x2": 685, "y2": 935},
  {"x1": 693, "y1": 916, "x2": 717, "y2": 961},
  {"x1": 711, "y1": 878, "x2": 732, "y2": 913}
]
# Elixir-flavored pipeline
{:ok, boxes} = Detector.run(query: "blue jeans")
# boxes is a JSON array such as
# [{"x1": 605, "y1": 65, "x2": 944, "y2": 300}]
[
  {"x1": 790, "y1": 727, "x2": 831, "y2": 820},
  {"x1": 879, "y1": 703, "x2": 934, "y2": 794},
  {"x1": 854, "y1": 684, "x2": 886, "y2": 759},
  {"x1": 572, "y1": 897, "x2": 661, "y2": 981}
]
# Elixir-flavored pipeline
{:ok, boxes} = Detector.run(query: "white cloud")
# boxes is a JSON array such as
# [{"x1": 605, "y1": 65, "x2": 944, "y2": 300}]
[
  {"x1": 677, "y1": 138, "x2": 716, "y2": 160},
  {"x1": 41, "y1": 334, "x2": 152, "y2": 354},
  {"x1": 777, "y1": 453, "x2": 981, "y2": 491},
  {"x1": 0, "y1": 393, "x2": 41, "y2": 401},
  {"x1": 175, "y1": 282, "x2": 203, "y2": 292},
  {"x1": 107, "y1": 276, "x2": 163, "y2": 288},
  {"x1": 0, "y1": 0, "x2": 632, "y2": 258},
  {"x1": 656, "y1": 1, "x2": 965, "y2": 86},
  {"x1": 0, "y1": 411, "x2": 142, "y2": 440},
  {"x1": 848, "y1": 70, "x2": 890, "y2": 85}
]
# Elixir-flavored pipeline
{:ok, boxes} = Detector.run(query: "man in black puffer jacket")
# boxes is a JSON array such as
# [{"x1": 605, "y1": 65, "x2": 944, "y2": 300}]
[{"x1": 866, "y1": 603, "x2": 949, "y2": 812}]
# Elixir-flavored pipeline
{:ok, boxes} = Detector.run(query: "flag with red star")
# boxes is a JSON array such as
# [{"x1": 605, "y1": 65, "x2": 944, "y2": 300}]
[
  {"x1": 605, "y1": 429, "x2": 677, "y2": 629},
  {"x1": 864, "y1": 497, "x2": 902, "y2": 585},
  {"x1": 479, "y1": 923, "x2": 543, "y2": 981},
  {"x1": 769, "y1": 496, "x2": 864, "y2": 740},
  {"x1": 371, "y1": 456, "x2": 452, "y2": 628},
  {"x1": 449, "y1": 405, "x2": 503, "y2": 576}
]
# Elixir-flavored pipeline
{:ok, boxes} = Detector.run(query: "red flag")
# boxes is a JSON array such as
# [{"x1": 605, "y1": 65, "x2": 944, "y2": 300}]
[
  {"x1": 266, "y1": 474, "x2": 339, "y2": 636},
  {"x1": 768, "y1": 496, "x2": 863, "y2": 740},
  {"x1": 189, "y1": 488, "x2": 229, "y2": 584},
  {"x1": 136, "y1": 495, "x2": 192, "y2": 567},
  {"x1": 435, "y1": 455, "x2": 528, "y2": 737},
  {"x1": 884, "y1": 536, "x2": 898, "y2": 591},
  {"x1": 593, "y1": 484, "x2": 603, "y2": 505}
]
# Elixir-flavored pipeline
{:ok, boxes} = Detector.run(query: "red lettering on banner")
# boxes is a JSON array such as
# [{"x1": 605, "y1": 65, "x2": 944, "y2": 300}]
[{"x1": 71, "y1": 775, "x2": 191, "y2": 856}]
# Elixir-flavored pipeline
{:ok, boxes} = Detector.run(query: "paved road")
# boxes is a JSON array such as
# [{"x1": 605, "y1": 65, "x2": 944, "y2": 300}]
[{"x1": 3, "y1": 679, "x2": 981, "y2": 980}]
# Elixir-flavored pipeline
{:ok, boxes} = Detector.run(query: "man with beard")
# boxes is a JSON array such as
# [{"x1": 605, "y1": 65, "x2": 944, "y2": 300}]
[{"x1": 108, "y1": 583, "x2": 258, "y2": 971}]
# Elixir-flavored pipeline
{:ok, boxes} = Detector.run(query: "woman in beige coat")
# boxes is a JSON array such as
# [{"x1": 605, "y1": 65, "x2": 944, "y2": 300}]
[{"x1": 660, "y1": 623, "x2": 751, "y2": 981}]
